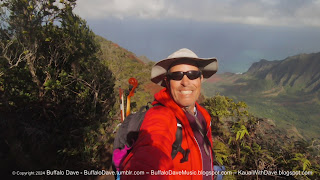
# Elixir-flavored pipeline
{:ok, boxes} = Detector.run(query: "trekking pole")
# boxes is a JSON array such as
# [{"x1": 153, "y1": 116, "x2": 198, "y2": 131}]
[
  {"x1": 119, "y1": 87, "x2": 125, "y2": 122},
  {"x1": 126, "y1": 77, "x2": 138, "y2": 117}
]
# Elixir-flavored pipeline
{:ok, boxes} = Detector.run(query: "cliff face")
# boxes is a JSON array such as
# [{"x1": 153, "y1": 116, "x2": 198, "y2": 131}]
[
  {"x1": 203, "y1": 52, "x2": 320, "y2": 140},
  {"x1": 246, "y1": 52, "x2": 320, "y2": 93}
]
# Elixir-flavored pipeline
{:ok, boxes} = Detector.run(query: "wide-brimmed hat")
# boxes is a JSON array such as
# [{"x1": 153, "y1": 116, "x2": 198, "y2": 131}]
[{"x1": 151, "y1": 48, "x2": 218, "y2": 87}]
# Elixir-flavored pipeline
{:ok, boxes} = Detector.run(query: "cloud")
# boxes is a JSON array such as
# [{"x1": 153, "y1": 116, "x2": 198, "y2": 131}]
[
  {"x1": 74, "y1": 0, "x2": 320, "y2": 27},
  {"x1": 74, "y1": 0, "x2": 167, "y2": 20}
]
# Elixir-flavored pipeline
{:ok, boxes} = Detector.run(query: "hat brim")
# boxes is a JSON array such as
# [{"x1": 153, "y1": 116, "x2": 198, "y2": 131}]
[{"x1": 151, "y1": 57, "x2": 218, "y2": 87}]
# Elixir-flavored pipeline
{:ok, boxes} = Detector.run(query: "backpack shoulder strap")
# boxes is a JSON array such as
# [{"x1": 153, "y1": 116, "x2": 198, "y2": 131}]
[
  {"x1": 171, "y1": 119, "x2": 190, "y2": 163},
  {"x1": 151, "y1": 103, "x2": 190, "y2": 163}
]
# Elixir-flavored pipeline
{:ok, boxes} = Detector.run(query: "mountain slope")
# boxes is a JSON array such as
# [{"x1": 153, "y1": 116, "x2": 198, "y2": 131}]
[
  {"x1": 203, "y1": 52, "x2": 320, "y2": 139},
  {"x1": 95, "y1": 35, "x2": 161, "y2": 112}
]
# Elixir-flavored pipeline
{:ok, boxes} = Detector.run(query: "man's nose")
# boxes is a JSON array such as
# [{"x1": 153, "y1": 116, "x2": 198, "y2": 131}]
[{"x1": 180, "y1": 74, "x2": 190, "y2": 86}]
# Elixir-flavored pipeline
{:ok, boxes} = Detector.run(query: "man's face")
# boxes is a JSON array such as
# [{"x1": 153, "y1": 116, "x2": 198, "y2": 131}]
[{"x1": 167, "y1": 61, "x2": 203, "y2": 110}]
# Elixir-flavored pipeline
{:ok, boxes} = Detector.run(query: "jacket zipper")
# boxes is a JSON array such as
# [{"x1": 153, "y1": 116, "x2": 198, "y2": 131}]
[
  {"x1": 193, "y1": 136, "x2": 203, "y2": 171},
  {"x1": 206, "y1": 131, "x2": 213, "y2": 175}
]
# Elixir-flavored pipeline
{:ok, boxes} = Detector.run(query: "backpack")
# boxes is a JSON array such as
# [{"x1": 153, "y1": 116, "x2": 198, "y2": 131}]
[{"x1": 112, "y1": 103, "x2": 190, "y2": 172}]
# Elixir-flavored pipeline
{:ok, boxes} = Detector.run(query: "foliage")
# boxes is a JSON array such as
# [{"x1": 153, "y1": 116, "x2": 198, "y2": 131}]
[
  {"x1": 203, "y1": 95, "x2": 320, "y2": 179},
  {"x1": 0, "y1": 0, "x2": 116, "y2": 174},
  {"x1": 95, "y1": 35, "x2": 155, "y2": 113}
]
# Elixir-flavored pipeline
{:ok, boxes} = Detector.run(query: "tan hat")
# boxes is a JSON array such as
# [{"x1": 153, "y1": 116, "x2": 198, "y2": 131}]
[{"x1": 151, "y1": 48, "x2": 218, "y2": 87}]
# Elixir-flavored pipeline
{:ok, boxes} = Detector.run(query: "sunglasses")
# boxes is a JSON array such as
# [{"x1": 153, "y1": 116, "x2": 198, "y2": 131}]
[{"x1": 167, "y1": 70, "x2": 202, "y2": 81}]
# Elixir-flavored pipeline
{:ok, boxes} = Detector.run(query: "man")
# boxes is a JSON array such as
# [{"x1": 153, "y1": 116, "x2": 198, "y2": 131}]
[{"x1": 121, "y1": 48, "x2": 218, "y2": 179}]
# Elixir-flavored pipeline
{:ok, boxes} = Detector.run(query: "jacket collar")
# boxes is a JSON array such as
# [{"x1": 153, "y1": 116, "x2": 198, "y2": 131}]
[
  {"x1": 153, "y1": 88, "x2": 201, "y2": 135},
  {"x1": 153, "y1": 88, "x2": 213, "y2": 149}
]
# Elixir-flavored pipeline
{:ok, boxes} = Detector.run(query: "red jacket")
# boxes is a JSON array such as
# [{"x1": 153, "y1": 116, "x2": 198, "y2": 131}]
[{"x1": 121, "y1": 88, "x2": 214, "y2": 179}]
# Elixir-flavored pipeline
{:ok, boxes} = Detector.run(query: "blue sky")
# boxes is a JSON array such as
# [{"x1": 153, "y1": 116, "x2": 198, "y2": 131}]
[{"x1": 74, "y1": 0, "x2": 320, "y2": 73}]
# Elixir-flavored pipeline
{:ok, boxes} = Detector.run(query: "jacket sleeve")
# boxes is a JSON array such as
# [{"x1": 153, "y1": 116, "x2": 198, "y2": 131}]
[{"x1": 120, "y1": 106, "x2": 177, "y2": 179}]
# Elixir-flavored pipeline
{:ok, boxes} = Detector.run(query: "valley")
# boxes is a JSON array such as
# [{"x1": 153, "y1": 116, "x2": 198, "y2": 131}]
[{"x1": 203, "y1": 53, "x2": 320, "y2": 140}]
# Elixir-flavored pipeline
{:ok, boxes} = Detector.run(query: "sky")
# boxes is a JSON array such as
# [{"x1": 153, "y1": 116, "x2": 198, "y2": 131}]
[{"x1": 74, "y1": 0, "x2": 320, "y2": 73}]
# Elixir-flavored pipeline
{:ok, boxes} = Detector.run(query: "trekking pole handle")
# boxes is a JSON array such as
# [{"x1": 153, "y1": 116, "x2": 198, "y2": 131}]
[
  {"x1": 126, "y1": 78, "x2": 138, "y2": 116},
  {"x1": 128, "y1": 78, "x2": 138, "y2": 97}
]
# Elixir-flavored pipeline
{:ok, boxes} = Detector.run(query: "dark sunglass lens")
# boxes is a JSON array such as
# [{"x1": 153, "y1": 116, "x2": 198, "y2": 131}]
[
  {"x1": 187, "y1": 71, "x2": 201, "y2": 80},
  {"x1": 168, "y1": 71, "x2": 200, "y2": 80},
  {"x1": 170, "y1": 72, "x2": 184, "y2": 80}
]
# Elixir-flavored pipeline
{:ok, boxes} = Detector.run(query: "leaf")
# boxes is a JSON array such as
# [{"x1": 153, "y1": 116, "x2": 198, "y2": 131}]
[
  {"x1": 228, "y1": 137, "x2": 233, "y2": 144},
  {"x1": 236, "y1": 131, "x2": 240, "y2": 141},
  {"x1": 240, "y1": 125, "x2": 249, "y2": 140},
  {"x1": 27, "y1": 5, "x2": 33, "y2": 10},
  {"x1": 303, "y1": 159, "x2": 311, "y2": 171}
]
